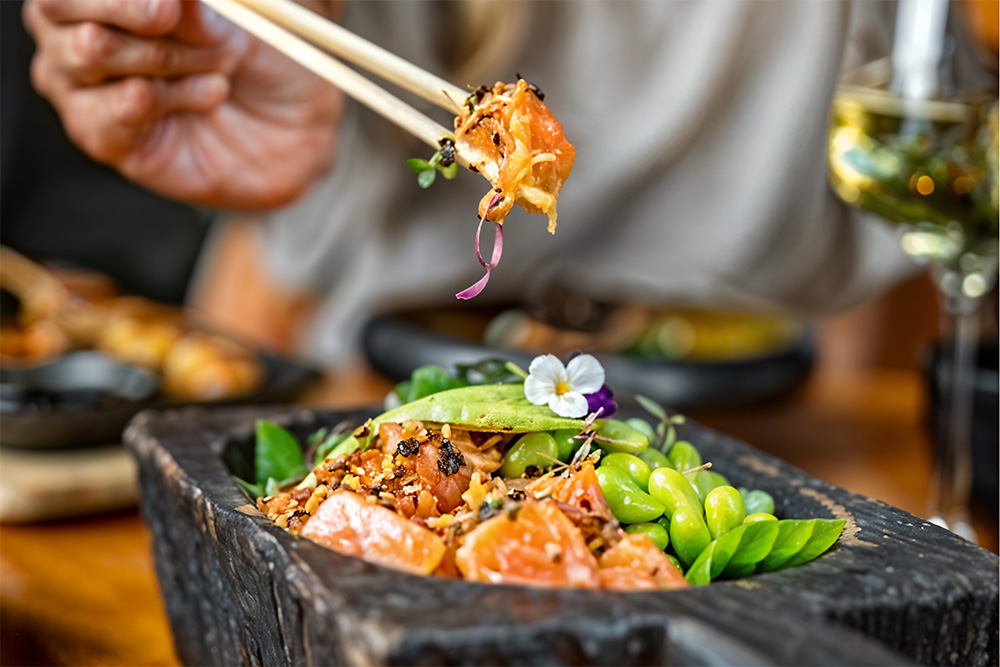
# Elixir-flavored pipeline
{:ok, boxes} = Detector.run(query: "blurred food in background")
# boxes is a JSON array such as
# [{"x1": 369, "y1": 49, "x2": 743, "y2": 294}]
[
  {"x1": 0, "y1": 245, "x2": 263, "y2": 401},
  {"x1": 396, "y1": 299, "x2": 804, "y2": 365},
  {"x1": 483, "y1": 306, "x2": 803, "y2": 363}
]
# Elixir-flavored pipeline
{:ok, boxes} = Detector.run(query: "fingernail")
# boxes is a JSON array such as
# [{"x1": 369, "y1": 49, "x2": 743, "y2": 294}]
[{"x1": 145, "y1": 0, "x2": 162, "y2": 21}]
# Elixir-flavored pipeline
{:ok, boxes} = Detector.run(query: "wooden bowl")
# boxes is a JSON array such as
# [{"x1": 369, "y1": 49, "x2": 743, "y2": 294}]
[{"x1": 125, "y1": 406, "x2": 999, "y2": 666}]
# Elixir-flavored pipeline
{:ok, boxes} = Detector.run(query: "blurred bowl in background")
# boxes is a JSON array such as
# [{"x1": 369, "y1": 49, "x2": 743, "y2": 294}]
[{"x1": 363, "y1": 306, "x2": 814, "y2": 410}]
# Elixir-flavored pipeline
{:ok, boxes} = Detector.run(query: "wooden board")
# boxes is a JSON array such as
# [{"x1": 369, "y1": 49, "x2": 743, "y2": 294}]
[
  {"x1": 125, "y1": 406, "x2": 999, "y2": 666},
  {"x1": 0, "y1": 444, "x2": 138, "y2": 523}
]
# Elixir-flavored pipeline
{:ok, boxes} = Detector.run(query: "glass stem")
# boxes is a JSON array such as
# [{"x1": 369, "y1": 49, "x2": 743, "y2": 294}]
[{"x1": 928, "y1": 280, "x2": 979, "y2": 542}]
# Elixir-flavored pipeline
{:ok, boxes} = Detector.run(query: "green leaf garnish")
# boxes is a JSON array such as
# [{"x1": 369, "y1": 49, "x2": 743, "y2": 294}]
[
  {"x1": 254, "y1": 420, "x2": 308, "y2": 490},
  {"x1": 635, "y1": 395, "x2": 685, "y2": 452},
  {"x1": 234, "y1": 476, "x2": 264, "y2": 500},
  {"x1": 313, "y1": 430, "x2": 351, "y2": 467},
  {"x1": 417, "y1": 169, "x2": 437, "y2": 189},
  {"x1": 454, "y1": 358, "x2": 523, "y2": 385},
  {"x1": 438, "y1": 162, "x2": 458, "y2": 180},
  {"x1": 407, "y1": 158, "x2": 431, "y2": 173},
  {"x1": 635, "y1": 394, "x2": 667, "y2": 421}
]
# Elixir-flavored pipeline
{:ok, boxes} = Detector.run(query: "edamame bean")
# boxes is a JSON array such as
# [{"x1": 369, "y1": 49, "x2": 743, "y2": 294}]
[
  {"x1": 551, "y1": 429, "x2": 582, "y2": 462},
  {"x1": 667, "y1": 441, "x2": 701, "y2": 472},
  {"x1": 625, "y1": 522, "x2": 670, "y2": 551},
  {"x1": 706, "y1": 470, "x2": 729, "y2": 488},
  {"x1": 686, "y1": 471, "x2": 714, "y2": 501},
  {"x1": 704, "y1": 486, "x2": 746, "y2": 539},
  {"x1": 744, "y1": 513, "x2": 778, "y2": 523},
  {"x1": 739, "y1": 488, "x2": 776, "y2": 515},
  {"x1": 648, "y1": 468, "x2": 702, "y2": 519},
  {"x1": 625, "y1": 418, "x2": 655, "y2": 440},
  {"x1": 687, "y1": 469, "x2": 732, "y2": 501},
  {"x1": 593, "y1": 419, "x2": 649, "y2": 454},
  {"x1": 669, "y1": 505, "x2": 712, "y2": 567},
  {"x1": 600, "y1": 453, "x2": 652, "y2": 491},
  {"x1": 596, "y1": 466, "x2": 665, "y2": 523},
  {"x1": 638, "y1": 447, "x2": 673, "y2": 471},
  {"x1": 499, "y1": 432, "x2": 558, "y2": 478},
  {"x1": 665, "y1": 553, "x2": 684, "y2": 573}
]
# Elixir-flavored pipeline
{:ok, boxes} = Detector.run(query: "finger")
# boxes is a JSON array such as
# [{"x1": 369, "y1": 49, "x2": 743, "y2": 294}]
[
  {"x1": 55, "y1": 74, "x2": 229, "y2": 163},
  {"x1": 22, "y1": 0, "x2": 53, "y2": 41},
  {"x1": 37, "y1": 0, "x2": 180, "y2": 37},
  {"x1": 110, "y1": 73, "x2": 230, "y2": 126},
  {"x1": 49, "y1": 22, "x2": 233, "y2": 85}
]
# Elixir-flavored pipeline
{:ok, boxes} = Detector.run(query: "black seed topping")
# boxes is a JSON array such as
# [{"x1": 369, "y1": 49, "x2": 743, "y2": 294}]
[
  {"x1": 437, "y1": 439, "x2": 466, "y2": 476},
  {"x1": 395, "y1": 438, "x2": 421, "y2": 457}
]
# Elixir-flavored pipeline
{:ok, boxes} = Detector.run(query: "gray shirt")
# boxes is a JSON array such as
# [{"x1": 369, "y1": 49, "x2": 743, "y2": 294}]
[{"x1": 254, "y1": 0, "x2": 917, "y2": 363}]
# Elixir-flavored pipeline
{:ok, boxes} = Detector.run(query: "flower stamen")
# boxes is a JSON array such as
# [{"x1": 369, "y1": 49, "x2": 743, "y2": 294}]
[{"x1": 554, "y1": 381, "x2": 570, "y2": 396}]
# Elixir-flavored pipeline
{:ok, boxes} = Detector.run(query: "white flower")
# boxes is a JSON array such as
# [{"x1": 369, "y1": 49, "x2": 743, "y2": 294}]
[{"x1": 523, "y1": 354, "x2": 605, "y2": 418}]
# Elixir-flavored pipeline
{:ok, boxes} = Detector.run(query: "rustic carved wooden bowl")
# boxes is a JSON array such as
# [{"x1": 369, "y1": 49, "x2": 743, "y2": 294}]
[{"x1": 124, "y1": 406, "x2": 999, "y2": 666}]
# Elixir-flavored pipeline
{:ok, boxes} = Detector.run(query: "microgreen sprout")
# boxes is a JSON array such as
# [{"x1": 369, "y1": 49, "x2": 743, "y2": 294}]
[
  {"x1": 406, "y1": 137, "x2": 458, "y2": 188},
  {"x1": 635, "y1": 394, "x2": 687, "y2": 453}
]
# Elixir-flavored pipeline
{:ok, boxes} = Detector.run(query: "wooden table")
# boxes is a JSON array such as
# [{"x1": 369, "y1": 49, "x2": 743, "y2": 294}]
[{"x1": 1, "y1": 365, "x2": 995, "y2": 666}]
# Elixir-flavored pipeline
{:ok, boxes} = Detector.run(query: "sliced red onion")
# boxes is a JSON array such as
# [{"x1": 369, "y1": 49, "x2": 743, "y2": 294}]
[{"x1": 456, "y1": 194, "x2": 504, "y2": 300}]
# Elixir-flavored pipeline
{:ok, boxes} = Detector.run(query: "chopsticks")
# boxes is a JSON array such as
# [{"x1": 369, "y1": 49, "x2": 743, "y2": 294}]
[
  {"x1": 201, "y1": 0, "x2": 465, "y2": 153},
  {"x1": 234, "y1": 0, "x2": 468, "y2": 114}
]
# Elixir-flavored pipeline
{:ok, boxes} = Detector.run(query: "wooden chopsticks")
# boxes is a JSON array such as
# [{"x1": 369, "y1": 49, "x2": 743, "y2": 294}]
[
  {"x1": 201, "y1": 0, "x2": 466, "y2": 153},
  {"x1": 235, "y1": 0, "x2": 468, "y2": 114}
]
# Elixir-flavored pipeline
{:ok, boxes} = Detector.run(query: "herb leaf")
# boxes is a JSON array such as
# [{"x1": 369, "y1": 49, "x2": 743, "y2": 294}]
[
  {"x1": 417, "y1": 169, "x2": 437, "y2": 189},
  {"x1": 254, "y1": 420, "x2": 307, "y2": 489},
  {"x1": 313, "y1": 431, "x2": 350, "y2": 467},
  {"x1": 635, "y1": 394, "x2": 667, "y2": 422},
  {"x1": 438, "y1": 162, "x2": 458, "y2": 180},
  {"x1": 234, "y1": 476, "x2": 263, "y2": 500},
  {"x1": 407, "y1": 158, "x2": 430, "y2": 173},
  {"x1": 454, "y1": 358, "x2": 523, "y2": 385},
  {"x1": 410, "y1": 365, "x2": 468, "y2": 400}
]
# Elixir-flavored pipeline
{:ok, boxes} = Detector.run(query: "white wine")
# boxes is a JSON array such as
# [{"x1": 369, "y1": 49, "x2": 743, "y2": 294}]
[{"x1": 828, "y1": 86, "x2": 998, "y2": 273}]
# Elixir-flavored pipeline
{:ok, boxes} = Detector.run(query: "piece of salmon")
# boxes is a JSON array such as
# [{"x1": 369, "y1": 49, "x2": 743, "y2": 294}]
[
  {"x1": 455, "y1": 500, "x2": 600, "y2": 588},
  {"x1": 300, "y1": 490, "x2": 445, "y2": 575}
]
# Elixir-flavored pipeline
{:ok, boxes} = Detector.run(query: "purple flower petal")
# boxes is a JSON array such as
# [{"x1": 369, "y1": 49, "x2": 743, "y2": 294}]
[
  {"x1": 457, "y1": 193, "x2": 504, "y2": 300},
  {"x1": 584, "y1": 384, "x2": 617, "y2": 419}
]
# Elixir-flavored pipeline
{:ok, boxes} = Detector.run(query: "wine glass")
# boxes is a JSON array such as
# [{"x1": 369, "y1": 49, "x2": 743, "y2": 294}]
[{"x1": 827, "y1": 57, "x2": 998, "y2": 541}]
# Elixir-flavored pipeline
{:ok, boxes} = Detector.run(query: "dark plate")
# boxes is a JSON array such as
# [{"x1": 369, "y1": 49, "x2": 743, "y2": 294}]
[
  {"x1": 124, "y1": 405, "x2": 998, "y2": 666},
  {"x1": 0, "y1": 352, "x2": 319, "y2": 450},
  {"x1": 363, "y1": 315, "x2": 814, "y2": 410}
]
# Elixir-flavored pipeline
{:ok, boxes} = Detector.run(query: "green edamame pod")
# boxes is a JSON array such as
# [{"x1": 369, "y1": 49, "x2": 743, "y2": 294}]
[
  {"x1": 667, "y1": 441, "x2": 701, "y2": 471},
  {"x1": 596, "y1": 466, "x2": 665, "y2": 523},
  {"x1": 704, "y1": 486, "x2": 746, "y2": 539},
  {"x1": 600, "y1": 453, "x2": 652, "y2": 491},
  {"x1": 744, "y1": 513, "x2": 778, "y2": 523},
  {"x1": 498, "y1": 432, "x2": 559, "y2": 478},
  {"x1": 592, "y1": 419, "x2": 649, "y2": 454},
  {"x1": 648, "y1": 468, "x2": 702, "y2": 519},
  {"x1": 669, "y1": 504, "x2": 712, "y2": 567},
  {"x1": 638, "y1": 447, "x2": 673, "y2": 471},
  {"x1": 625, "y1": 418, "x2": 655, "y2": 440},
  {"x1": 551, "y1": 429, "x2": 582, "y2": 462},
  {"x1": 625, "y1": 522, "x2": 670, "y2": 551},
  {"x1": 738, "y1": 488, "x2": 776, "y2": 515}
]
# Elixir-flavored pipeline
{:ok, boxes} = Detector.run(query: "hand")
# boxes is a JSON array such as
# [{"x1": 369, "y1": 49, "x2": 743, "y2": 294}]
[{"x1": 23, "y1": 0, "x2": 345, "y2": 209}]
